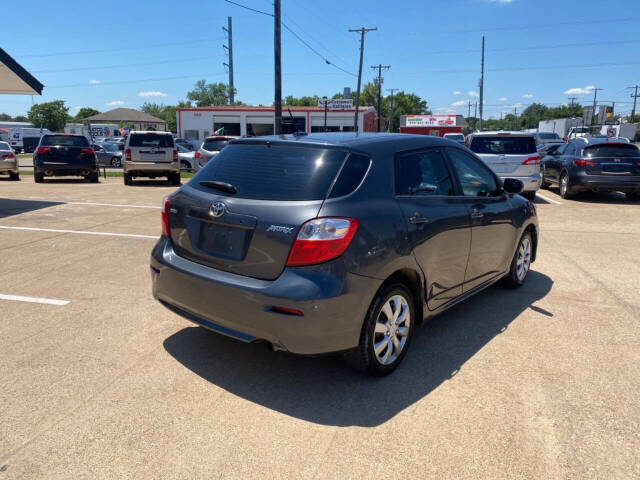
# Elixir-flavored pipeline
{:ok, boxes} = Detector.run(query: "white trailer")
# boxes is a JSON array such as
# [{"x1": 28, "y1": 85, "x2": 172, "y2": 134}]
[
  {"x1": 600, "y1": 123, "x2": 638, "y2": 141},
  {"x1": 538, "y1": 118, "x2": 583, "y2": 138}
]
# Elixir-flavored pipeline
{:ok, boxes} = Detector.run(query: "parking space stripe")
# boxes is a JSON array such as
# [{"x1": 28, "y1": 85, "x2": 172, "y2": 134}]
[
  {"x1": 0, "y1": 294, "x2": 69, "y2": 306},
  {"x1": 0, "y1": 226, "x2": 158, "y2": 239},
  {"x1": 535, "y1": 193, "x2": 562, "y2": 205}
]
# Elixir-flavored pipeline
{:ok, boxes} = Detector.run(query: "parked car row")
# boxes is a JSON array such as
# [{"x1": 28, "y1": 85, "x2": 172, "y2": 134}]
[{"x1": 0, "y1": 141, "x2": 19, "y2": 180}]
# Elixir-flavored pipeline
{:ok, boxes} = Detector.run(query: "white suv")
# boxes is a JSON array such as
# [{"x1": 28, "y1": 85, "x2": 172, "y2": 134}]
[
  {"x1": 123, "y1": 131, "x2": 180, "y2": 186},
  {"x1": 467, "y1": 131, "x2": 540, "y2": 200}
]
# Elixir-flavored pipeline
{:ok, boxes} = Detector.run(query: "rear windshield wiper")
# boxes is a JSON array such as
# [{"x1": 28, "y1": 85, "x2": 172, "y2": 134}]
[{"x1": 199, "y1": 180, "x2": 237, "y2": 194}]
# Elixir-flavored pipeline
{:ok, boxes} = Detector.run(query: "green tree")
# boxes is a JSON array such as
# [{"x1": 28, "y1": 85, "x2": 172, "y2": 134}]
[
  {"x1": 284, "y1": 95, "x2": 319, "y2": 106},
  {"x1": 140, "y1": 101, "x2": 192, "y2": 133},
  {"x1": 0, "y1": 113, "x2": 12, "y2": 121},
  {"x1": 186, "y1": 80, "x2": 235, "y2": 107},
  {"x1": 27, "y1": 100, "x2": 70, "y2": 132},
  {"x1": 13, "y1": 115, "x2": 28, "y2": 122},
  {"x1": 74, "y1": 107, "x2": 100, "y2": 121}
]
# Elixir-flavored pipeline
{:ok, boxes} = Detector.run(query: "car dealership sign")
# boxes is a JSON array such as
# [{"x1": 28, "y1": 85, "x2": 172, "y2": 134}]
[
  {"x1": 318, "y1": 98, "x2": 354, "y2": 109},
  {"x1": 405, "y1": 114, "x2": 457, "y2": 127}
]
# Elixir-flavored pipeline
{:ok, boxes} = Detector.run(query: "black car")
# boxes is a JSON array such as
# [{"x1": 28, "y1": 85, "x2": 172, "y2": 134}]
[
  {"x1": 151, "y1": 133, "x2": 538, "y2": 376},
  {"x1": 33, "y1": 134, "x2": 99, "y2": 183},
  {"x1": 541, "y1": 137, "x2": 640, "y2": 200}
]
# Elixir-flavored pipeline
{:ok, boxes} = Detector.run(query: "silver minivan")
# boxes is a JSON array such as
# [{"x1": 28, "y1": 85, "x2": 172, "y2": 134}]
[
  {"x1": 467, "y1": 132, "x2": 540, "y2": 200},
  {"x1": 123, "y1": 131, "x2": 180, "y2": 186}
]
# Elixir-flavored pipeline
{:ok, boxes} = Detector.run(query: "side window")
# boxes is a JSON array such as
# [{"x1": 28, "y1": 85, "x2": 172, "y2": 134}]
[
  {"x1": 395, "y1": 149, "x2": 454, "y2": 196},
  {"x1": 328, "y1": 153, "x2": 370, "y2": 198},
  {"x1": 446, "y1": 149, "x2": 498, "y2": 197}
]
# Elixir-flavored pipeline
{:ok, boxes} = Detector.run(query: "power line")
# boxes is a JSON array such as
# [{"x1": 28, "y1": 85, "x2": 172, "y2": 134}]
[
  {"x1": 31, "y1": 55, "x2": 226, "y2": 74},
  {"x1": 47, "y1": 72, "x2": 227, "y2": 88},
  {"x1": 223, "y1": 0, "x2": 356, "y2": 77},
  {"x1": 15, "y1": 37, "x2": 225, "y2": 59}
]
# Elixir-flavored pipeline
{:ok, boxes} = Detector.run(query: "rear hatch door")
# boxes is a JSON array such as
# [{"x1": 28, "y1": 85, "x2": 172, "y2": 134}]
[
  {"x1": 470, "y1": 135, "x2": 538, "y2": 176},
  {"x1": 581, "y1": 143, "x2": 640, "y2": 176},
  {"x1": 40, "y1": 135, "x2": 93, "y2": 166},
  {"x1": 128, "y1": 133, "x2": 173, "y2": 163},
  {"x1": 168, "y1": 141, "x2": 349, "y2": 280}
]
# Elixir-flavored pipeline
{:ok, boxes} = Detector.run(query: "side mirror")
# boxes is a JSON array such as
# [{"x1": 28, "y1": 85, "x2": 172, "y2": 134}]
[{"x1": 503, "y1": 178, "x2": 524, "y2": 194}]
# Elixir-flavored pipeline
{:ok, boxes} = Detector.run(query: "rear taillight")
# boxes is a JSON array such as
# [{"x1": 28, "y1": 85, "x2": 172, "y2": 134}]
[
  {"x1": 81, "y1": 147, "x2": 94, "y2": 155},
  {"x1": 194, "y1": 151, "x2": 202, "y2": 159},
  {"x1": 523, "y1": 155, "x2": 541, "y2": 165},
  {"x1": 161, "y1": 195, "x2": 171, "y2": 238},
  {"x1": 36, "y1": 146, "x2": 51, "y2": 154},
  {"x1": 573, "y1": 158, "x2": 595, "y2": 167},
  {"x1": 286, "y1": 217, "x2": 358, "y2": 266},
  {"x1": 172, "y1": 149, "x2": 178, "y2": 162},
  {"x1": 1, "y1": 152, "x2": 15, "y2": 159},
  {"x1": 125, "y1": 148, "x2": 132, "y2": 162}
]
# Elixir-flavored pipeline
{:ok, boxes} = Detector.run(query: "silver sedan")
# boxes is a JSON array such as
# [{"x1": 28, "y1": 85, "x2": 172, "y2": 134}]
[{"x1": 93, "y1": 143, "x2": 123, "y2": 167}]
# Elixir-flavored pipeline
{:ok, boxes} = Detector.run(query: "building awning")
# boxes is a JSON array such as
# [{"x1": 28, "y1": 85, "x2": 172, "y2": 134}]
[{"x1": 0, "y1": 48, "x2": 44, "y2": 95}]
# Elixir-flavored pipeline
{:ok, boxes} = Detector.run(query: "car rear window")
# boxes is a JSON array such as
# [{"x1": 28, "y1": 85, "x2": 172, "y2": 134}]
[
  {"x1": 537, "y1": 133, "x2": 560, "y2": 140},
  {"x1": 128, "y1": 134, "x2": 174, "y2": 148},
  {"x1": 202, "y1": 139, "x2": 229, "y2": 151},
  {"x1": 195, "y1": 144, "x2": 347, "y2": 200},
  {"x1": 470, "y1": 136, "x2": 536, "y2": 155},
  {"x1": 0, "y1": 142, "x2": 10, "y2": 150},
  {"x1": 40, "y1": 135, "x2": 89, "y2": 147},
  {"x1": 583, "y1": 144, "x2": 640, "y2": 158}
]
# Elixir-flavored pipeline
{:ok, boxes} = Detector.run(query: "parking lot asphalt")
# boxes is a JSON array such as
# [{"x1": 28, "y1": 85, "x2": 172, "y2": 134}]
[{"x1": 1, "y1": 177, "x2": 639, "y2": 479}]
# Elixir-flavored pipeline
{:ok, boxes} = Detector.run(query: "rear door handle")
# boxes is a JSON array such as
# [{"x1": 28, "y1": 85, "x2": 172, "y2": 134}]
[{"x1": 409, "y1": 213, "x2": 430, "y2": 224}]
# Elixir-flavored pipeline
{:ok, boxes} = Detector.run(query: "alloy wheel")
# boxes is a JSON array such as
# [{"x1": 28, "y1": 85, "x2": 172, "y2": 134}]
[
  {"x1": 373, "y1": 294, "x2": 411, "y2": 365},
  {"x1": 516, "y1": 237, "x2": 531, "y2": 281}
]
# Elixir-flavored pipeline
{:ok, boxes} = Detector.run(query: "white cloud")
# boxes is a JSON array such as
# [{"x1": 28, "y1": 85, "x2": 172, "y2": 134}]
[
  {"x1": 106, "y1": 100, "x2": 125, "y2": 106},
  {"x1": 452, "y1": 90, "x2": 462, "y2": 95},
  {"x1": 498, "y1": 96, "x2": 508, "y2": 101},
  {"x1": 468, "y1": 91, "x2": 479, "y2": 97},
  {"x1": 489, "y1": 0, "x2": 513, "y2": 3},
  {"x1": 451, "y1": 100, "x2": 467, "y2": 107},
  {"x1": 89, "y1": 79, "x2": 100, "y2": 84},
  {"x1": 564, "y1": 85, "x2": 595, "y2": 95},
  {"x1": 138, "y1": 91, "x2": 168, "y2": 97},
  {"x1": 523, "y1": 93, "x2": 534, "y2": 98}
]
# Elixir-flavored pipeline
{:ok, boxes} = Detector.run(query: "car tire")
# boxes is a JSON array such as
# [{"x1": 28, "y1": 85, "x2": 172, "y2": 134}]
[
  {"x1": 345, "y1": 283, "x2": 415, "y2": 376},
  {"x1": 86, "y1": 171, "x2": 99, "y2": 183},
  {"x1": 169, "y1": 172, "x2": 181, "y2": 186},
  {"x1": 9, "y1": 172, "x2": 20, "y2": 181},
  {"x1": 540, "y1": 169, "x2": 551, "y2": 189},
  {"x1": 124, "y1": 172, "x2": 133, "y2": 186},
  {"x1": 180, "y1": 161, "x2": 190, "y2": 172},
  {"x1": 522, "y1": 191, "x2": 536, "y2": 201},
  {"x1": 111, "y1": 157, "x2": 122, "y2": 168},
  {"x1": 502, "y1": 231, "x2": 533, "y2": 288},
  {"x1": 559, "y1": 171, "x2": 574, "y2": 199},
  {"x1": 34, "y1": 171, "x2": 44, "y2": 183}
]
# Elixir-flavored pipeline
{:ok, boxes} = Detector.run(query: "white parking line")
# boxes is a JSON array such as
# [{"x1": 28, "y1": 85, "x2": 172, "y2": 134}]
[
  {"x1": 0, "y1": 225, "x2": 158, "y2": 239},
  {"x1": 535, "y1": 192, "x2": 562, "y2": 205},
  {"x1": 0, "y1": 293, "x2": 69, "y2": 306}
]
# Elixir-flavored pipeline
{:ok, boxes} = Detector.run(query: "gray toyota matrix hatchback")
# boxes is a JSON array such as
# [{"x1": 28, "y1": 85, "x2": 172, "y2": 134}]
[{"x1": 151, "y1": 133, "x2": 538, "y2": 376}]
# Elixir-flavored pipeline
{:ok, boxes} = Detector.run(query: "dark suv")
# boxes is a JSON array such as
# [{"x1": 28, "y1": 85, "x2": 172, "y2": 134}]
[
  {"x1": 151, "y1": 134, "x2": 538, "y2": 375},
  {"x1": 33, "y1": 134, "x2": 99, "y2": 183}
]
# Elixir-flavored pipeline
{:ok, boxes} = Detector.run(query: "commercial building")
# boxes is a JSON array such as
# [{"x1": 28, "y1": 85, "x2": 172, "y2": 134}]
[
  {"x1": 399, "y1": 114, "x2": 467, "y2": 137},
  {"x1": 175, "y1": 105, "x2": 378, "y2": 142}
]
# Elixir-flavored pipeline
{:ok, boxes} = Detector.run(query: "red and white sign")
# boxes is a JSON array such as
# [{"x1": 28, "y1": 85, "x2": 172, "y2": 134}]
[{"x1": 406, "y1": 114, "x2": 457, "y2": 127}]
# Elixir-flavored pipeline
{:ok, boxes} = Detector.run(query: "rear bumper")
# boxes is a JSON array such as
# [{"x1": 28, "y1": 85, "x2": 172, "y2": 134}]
[
  {"x1": 35, "y1": 161, "x2": 97, "y2": 175},
  {"x1": 150, "y1": 237, "x2": 382, "y2": 355},
  {"x1": 124, "y1": 161, "x2": 179, "y2": 175},
  {"x1": 569, "y1": 173, "x2": 640, "y2": 193},
  {"x1": 0, "y1": 160, "x2": 18, "y2": 173},
  {"x1": 498, "y1": 172, "x2": 541, "y2": 192}
]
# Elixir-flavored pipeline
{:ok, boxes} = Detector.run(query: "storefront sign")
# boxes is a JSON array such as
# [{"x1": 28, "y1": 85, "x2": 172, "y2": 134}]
[{"x1": 405, "y1": 115, "x2": 457, "y2": 127}]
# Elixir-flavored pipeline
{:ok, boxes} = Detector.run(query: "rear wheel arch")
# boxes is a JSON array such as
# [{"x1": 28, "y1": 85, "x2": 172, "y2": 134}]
[{"x1": 375, "y1": 268, "x2": 424, "y2": 325}]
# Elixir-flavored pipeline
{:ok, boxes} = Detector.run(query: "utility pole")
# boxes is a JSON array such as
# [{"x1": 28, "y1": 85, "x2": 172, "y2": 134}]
[
  {"x1": 274, "y1": 0, "x2": 282, "y2": 134},
  {"x1": 568, "y1": 96, "x2": 577, "y2": 108},
  {"x1": 591, "y1": 87, "x2": 603, "y2": 126},
  {"x1": 513, "y1": 106, "x2": 518, "y2": 131},
  {"x1": 478, "y1": 35, "x2": 485, "y2": 131},
  {"x1": 322, "y1": 96, "x2": 328, "y2": 132},
  {"x1": 371, "y1": 64, "x2": 390, "y2": 132},
  {"x1": 467, "y1": 100, "x2": 472, "y2": 120},
  {"x1": 222, "y1": 16, "x2": 234, "y2": 105},
  {"x1": 387, "y1": 88, "x2": 397, "y2": 132},
  {"x1": 629, "y1": 85, "x2": 640, "y2": 122},
  {"x1": 473, "y1": 101, "x2": 477, "y2": 131},
  {"x1": 349, "y1": 27, "x2": 377, "y2": 132}
]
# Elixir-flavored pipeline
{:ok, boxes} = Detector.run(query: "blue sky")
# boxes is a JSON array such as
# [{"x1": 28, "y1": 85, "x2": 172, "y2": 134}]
[{"x1": 3, "y1": 0, "x2": 639, "y2": 119}]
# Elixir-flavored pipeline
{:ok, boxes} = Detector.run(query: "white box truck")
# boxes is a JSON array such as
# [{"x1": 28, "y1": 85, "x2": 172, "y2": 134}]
[
  {"x1": 7, "y1": 127, "x2": 52, "y2": 153},
  {"x1": 600, "y1": 123, "x2": 638, "y2": 141},
  {"x1": 538, "y1": 118, "x2": 583, "y2": 139}
]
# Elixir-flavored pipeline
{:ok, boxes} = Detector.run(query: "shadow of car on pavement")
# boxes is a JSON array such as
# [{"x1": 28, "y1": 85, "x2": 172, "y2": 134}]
[{"x1": 163, "y1": 270, "x2": 553, "y2": 427}]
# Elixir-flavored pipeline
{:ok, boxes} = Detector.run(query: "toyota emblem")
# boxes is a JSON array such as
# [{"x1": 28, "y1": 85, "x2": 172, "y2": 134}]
[{"x1": 209, "y1": 201, "x2": 226, "y2": 218}]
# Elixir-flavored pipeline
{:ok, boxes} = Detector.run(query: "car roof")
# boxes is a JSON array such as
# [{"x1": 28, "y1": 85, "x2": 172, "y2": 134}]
[
  {"x1": 229, "y1": 132, "x2": 461, "y2": 149},
  {"x1": 203, "y1": 136, "x2": 235, "y2": 141},
  {"x1": 470, "y1": 131, "x2": 534, "y2": 137},
  {"x1": 128, "y1": 130, "x2": 172, "y2": 135},
  {"x1": 573, "y1": 136, "x2": 637, "y2": 147}
]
